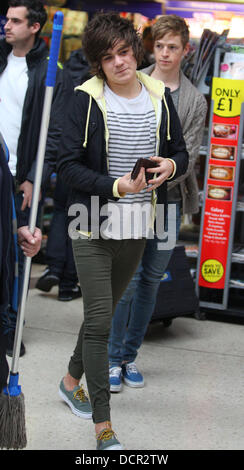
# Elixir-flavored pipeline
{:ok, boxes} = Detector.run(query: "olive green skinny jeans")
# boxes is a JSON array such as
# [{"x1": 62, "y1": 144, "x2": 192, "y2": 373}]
[{"x1": 69, "y1": 237, "x2": 146, "y2": 423}]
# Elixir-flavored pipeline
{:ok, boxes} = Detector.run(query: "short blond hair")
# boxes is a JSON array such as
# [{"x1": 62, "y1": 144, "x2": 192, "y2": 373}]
[{"x1": 152, "y1": 15, "x2": 189, "y2": 48}]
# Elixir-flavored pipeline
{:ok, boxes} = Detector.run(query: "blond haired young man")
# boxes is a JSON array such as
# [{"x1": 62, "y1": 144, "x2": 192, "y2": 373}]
[{"x1": 109, "y1": 15, "x2": 207, "y2": 391}]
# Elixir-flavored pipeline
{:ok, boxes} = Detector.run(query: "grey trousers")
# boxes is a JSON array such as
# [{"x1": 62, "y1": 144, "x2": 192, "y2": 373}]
[{"x1": 69, "y1": 237, "x2": 146, "y2": 423}]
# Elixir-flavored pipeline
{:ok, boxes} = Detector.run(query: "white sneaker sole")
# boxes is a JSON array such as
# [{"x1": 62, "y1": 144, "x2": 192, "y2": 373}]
[
  {"x1": 110, "y1": 383, "x2": 122, "y2": 392},
  {"x1": 59, "y1": 388, "x2": 92, "y2": 419},
  {"x1": 123, "y1": 377, "x2": 144, "y2": 388},
  {"x1": 104, "y1": 444, "x2": 124, "y2": 450}
]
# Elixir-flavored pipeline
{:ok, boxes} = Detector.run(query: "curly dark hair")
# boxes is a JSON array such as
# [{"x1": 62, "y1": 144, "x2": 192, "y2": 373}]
[{"x1": 82, "y1": 11, "x2": 144, "y2": 79}]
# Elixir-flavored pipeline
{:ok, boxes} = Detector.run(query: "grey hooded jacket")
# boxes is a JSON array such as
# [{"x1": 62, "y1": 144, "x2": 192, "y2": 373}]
[{"x1": 142, "y1": 65, "x2": 207, "y2": 214}]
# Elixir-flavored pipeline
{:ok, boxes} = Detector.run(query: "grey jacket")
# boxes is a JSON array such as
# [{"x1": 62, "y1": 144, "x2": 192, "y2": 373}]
[{"x1": 142, "y1": 65, "x2": 207, "y2": 214}]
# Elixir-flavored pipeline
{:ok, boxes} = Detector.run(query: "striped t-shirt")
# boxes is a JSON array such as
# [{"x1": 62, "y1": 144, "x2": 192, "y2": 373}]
[{"x1": 101, "y1": 82, "x2": 157, "y2": 239}]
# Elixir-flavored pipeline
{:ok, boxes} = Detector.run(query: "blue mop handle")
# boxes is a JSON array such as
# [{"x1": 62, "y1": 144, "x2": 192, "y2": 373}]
[
  {"x1": 46, "y1": 11, "x2": 64, "y2": 87},
  {"x1": 28, "y1": 10, "x2": 63, "y2": 235}
]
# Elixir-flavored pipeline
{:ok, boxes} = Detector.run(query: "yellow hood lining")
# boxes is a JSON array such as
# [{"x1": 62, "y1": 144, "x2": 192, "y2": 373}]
[{"x1": 75, "y1": 71, "x2": 171, "y2": 150}]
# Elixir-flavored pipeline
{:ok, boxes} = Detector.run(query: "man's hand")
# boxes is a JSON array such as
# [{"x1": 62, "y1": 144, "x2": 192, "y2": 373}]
[
  {"x1": 118, "y1": 167, "x2": 147, "y2": 195},
  {"x1": 19, "y1": 181, "x2": 42, "y2": 210},
  {"x1": 145, "y1": 156, "x2": 174, "y2": 191},
  {"x1": 17, "y1": 226, "x2": 42, "y2": 258}
]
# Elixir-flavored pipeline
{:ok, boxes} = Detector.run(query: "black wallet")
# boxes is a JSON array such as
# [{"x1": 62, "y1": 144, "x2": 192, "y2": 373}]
[{"x1": 131, "y1": 158, "x2": 158, "y2": 184}]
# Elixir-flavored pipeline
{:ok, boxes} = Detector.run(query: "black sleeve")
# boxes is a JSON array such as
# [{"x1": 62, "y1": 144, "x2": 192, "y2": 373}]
[{"x1": 57, "y1": 91, "x2": 118, "y2": 200}]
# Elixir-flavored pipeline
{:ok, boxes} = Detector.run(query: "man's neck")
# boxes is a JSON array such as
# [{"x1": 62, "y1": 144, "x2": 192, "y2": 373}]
[
  {"x1": 151, "y1": 65, "x2": 180, "y2": 92},
  {"x1": 106, "y1": 77, "x2": 142, "y2": 99},
  {"x1": 11, "y1": 37, "x2": 35, "y2": 57}
]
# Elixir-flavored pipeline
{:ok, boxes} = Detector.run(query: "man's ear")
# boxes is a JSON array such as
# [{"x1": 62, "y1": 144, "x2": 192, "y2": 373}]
[
  {"x1": 31, "y1": 22, "x2": 41, "y2": 36},
  {"x1": 183, "y1": 42, "x2": 190, "y2": 57}
]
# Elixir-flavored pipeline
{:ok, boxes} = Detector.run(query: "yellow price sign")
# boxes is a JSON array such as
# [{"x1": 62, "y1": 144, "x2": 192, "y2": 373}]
[
  {"x1": 201, "y1": 259, "x2": 224, "y2": 283},
  {"x1": 212, "y1": 78, "x2": 244, "y2": 118}
]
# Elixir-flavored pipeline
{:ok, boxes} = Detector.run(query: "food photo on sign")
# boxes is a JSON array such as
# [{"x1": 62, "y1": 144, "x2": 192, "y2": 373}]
[
  {"x1": 212, "y1": 123, "x2": 238, "y2": 139},
  {"x1": 211, "y1": 144, "x2": 235, "y2": 160},
  {"x1": 207, "y1": 185, "x2": 232, "y2": 201},
  {"x1": 209, "y1": 165, "x2": 234, "y2": 181}
]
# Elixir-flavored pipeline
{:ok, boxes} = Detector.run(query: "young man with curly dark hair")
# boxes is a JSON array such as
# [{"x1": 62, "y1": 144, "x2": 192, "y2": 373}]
[{"x1": 57, "y1": 11, "x2": 188, "y2": 450}]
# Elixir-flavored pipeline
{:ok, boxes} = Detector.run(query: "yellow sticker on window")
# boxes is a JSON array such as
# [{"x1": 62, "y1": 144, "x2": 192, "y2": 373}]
[
  {"x1": 201, "y1": 259, "x2": 224, "y2": 283},
  {"x1": 212, "y1": 78, "x2": 244, "y2": 118}
]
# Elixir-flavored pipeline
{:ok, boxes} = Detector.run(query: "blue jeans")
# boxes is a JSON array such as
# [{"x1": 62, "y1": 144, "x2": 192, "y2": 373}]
[{"x1": 108, "y1": 202, "x2": 181, "y2": 366}]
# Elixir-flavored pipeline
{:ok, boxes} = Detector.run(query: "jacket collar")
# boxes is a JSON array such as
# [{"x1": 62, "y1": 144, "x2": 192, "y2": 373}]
[
  {"x1": 75, "y1": 70, "x2": 166, "y2": 101},
  {"x1": 0, "y1": 38, "x2": 48, "y2": 71},
  {"x1": 77, "y1": 69, "x2": 171, "y2": 150},
  {"x1": 25, "y1": 38, "x2": 48, "y2": 68}
]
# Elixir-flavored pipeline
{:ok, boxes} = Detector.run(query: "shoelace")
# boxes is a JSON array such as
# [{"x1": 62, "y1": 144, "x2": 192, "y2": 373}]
[
  {"x1": 97, "y1": 429, "x2": 115, "y2": 442},
  {"x1": 73, "y1": 386, "x2": 88, "y2": 402},
  {"x1": 126, "y1": 362, "x2": 138, "y2": 374},
  {"x1": 110, "y1": 367, "x2": 121, "y2": 377}
]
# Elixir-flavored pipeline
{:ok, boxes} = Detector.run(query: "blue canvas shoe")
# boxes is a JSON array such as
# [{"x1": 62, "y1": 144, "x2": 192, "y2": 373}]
[
  {"x1": 109, "y1": 366, "x2": 122, "y2": 392},
  {"x1": 122, "y1": 362, "x2": 144, "y2": 388}
]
